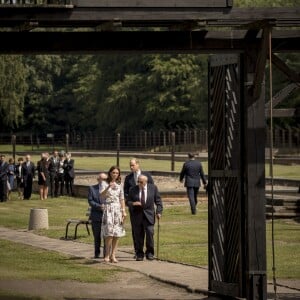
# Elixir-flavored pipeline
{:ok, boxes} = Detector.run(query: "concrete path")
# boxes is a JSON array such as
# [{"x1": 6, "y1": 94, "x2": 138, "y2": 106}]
[{"x1": 0, "y1": 227, "x2": 299, "y2": 299}]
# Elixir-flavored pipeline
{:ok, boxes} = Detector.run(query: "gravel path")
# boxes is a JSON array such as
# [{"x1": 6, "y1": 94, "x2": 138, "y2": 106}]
[{"x1": 74, "y1": 175, "x2": 187, "y2": 192}]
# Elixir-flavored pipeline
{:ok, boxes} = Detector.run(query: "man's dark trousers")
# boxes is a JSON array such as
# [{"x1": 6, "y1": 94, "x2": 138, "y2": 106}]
[
  {"x1": 91, "y1": 220, "x2": 102, "y2": 258},
  {"x1": 187, "y1": 186, "x2": 199, "y2": 215}
]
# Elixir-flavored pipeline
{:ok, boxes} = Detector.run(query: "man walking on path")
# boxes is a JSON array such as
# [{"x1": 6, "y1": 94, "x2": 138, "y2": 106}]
[
  {"x1": 88, "y1": 172, "x2": 107, "y2": 258},
  {"x1": 124, "y1": 158, "x2": 154, "y2": 257},
  {"x1": 179, "y1": 153, "x2": 207, "y2": 215},
  {"x1": 127, "y1": 175, "x2": 163, "y2": 261}
]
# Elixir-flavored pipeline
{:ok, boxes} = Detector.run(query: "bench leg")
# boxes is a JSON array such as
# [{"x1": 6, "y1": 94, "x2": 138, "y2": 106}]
[
  {"x1": 65, "y1": 222, "x2": 71, "y2": 239},
  {"x1": 74, "y1": 223, "x2": 81, "y2": 239},
  {"x1": 85, "y1": 223, "x2": 90, "y2": 236}
]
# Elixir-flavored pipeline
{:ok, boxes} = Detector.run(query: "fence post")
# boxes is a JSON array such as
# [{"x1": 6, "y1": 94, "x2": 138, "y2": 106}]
[
  {"x1": 171, "y1": 132, "x2": 175, "y2": 171},
  {"x1": 287, "y1": 126, "x2": 292, "y2": 151},
  {"x1": 11, "y1": 135, "x2": 16, "y2": 162},
  {"x1": 65, "y1": 134, "x2": 69, "y2": 153},
  {"x1": 144, "y1": 131, "x2": 147, "y2": 151},
  {"x1": 30, "y1": 133, "x2": 33, "y2": 151},
  {"x1": 117, "y1": 133, "x2": 120, "y2": 166}
]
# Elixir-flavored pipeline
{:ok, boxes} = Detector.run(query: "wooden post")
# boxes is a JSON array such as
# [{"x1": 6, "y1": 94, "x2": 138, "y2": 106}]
[
  {"x1": 30, "y1": 133, "x2": 33, "y2": 151},
  {"x1": 116, "y1": 133, "x2": 120, "y2": 166},
  {"x1": 144, "y1": 131, "x2": 147, "y2": 151},
  {"x1": 281, "y1": 128, "x2": 285, "y2": 148},
  {"x1": 243, "y1": 28, "x2": 268, "y2": 299},
  {"x1": 11, "y1": 135, "x2": 16, "y2": 162},
  {"x1": 171, "y1": 132, "x2": 175, "y2": 171},
  {"x1": 65, "y1": 133, "x2": 69, "y2": 153},
  {"x1": 287, "y1": 126, "x2": 292, "y2": 150},
  {"x1": 163, "y1": 131, "x2": 166, "y2": 147}
]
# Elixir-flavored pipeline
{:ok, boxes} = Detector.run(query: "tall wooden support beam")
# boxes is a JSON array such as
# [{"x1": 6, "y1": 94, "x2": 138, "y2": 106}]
[
  {"x1": 242, "y1": 32, "x2": 268, "y2": 300},
  {"x1": 208, "y1": 54, "x2": 244, "y2": 298}
]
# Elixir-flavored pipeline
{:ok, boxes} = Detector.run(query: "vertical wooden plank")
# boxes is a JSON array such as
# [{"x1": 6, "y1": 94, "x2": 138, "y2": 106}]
[
  {"x1": 208, "y1": 54, "x2": 243, "y2": 297},
  {"x1": 243, "y1": 44, "x2": 267, "y2": 299}
]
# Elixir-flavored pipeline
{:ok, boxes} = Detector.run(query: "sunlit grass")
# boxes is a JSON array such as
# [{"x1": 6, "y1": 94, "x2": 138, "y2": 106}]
[
  {"x1": 0, "y1": 195, "x2": 299, "y2": 279},
  {"x1": 0, "y1": 239, "x2": 122, "y2": 283}
]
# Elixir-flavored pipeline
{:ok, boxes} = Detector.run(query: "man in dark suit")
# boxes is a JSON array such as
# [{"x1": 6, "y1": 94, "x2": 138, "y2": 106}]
[
  {"x1": 0, "y1": 154, "x2": 9, "y2": 202},
  {"x1": 124, "y1": 158, "x2": 154, "y2": 257},
  {"x1": 22, "y1": 154, "x2": 35, "y2": 200},
  {"x1": 88, "y1": 172, "x2": 107, "y2": 258},
  {"x1": 127, "y1": 175, "x2": 163, "y2": 261},
  {"x1": 63, "y1": 152, "x2": 75, "y2": 196},
  {"x1": 180, "y1": 152, "x2": 207, "y2": 215},
  {"x1": 48, "y1": 150, "x2": 59, "y2": 197}
]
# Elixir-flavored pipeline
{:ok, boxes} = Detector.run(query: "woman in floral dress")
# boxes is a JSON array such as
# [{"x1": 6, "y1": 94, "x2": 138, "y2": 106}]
[{"x1": 101, "y1": 166, "x2": 127, "y2": 263}]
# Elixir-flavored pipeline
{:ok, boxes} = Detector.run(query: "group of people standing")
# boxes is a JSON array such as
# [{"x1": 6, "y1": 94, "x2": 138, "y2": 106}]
[
  {"x1": 87, "y1": 153, "x2": 207, "y2": 263},
  {"x1": 88, "y1": 158, "x2": 163, "y2": 263},
  {"x1": 0, "y1": 150, "x2": 75, "y2": 202}
]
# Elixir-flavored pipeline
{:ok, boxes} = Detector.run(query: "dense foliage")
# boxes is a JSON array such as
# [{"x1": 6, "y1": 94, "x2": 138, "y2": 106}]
[
  {"x1": 0, "y1": 54, "x2": 208, "y2": 134},
  {"x1": 0, "y1": 0, "x2": 299, "y2": 135}
]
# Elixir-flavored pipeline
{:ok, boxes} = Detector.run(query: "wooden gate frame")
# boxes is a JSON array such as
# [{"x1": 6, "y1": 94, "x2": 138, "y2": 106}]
[
  {"x1": 1, "y1": 3, "x2": 300, "y2": 299},
  {"x1": 208, "y1": 27, "x2": 271, "y2": 299}
]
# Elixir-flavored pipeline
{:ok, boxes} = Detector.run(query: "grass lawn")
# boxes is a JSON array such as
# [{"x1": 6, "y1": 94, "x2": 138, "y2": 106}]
[
  {"x1": 0, "y1": 239, "x2": 121, "y2": 283},
  {"x1": 0, "y1": 193, "x2": 299, "y2": 280}
]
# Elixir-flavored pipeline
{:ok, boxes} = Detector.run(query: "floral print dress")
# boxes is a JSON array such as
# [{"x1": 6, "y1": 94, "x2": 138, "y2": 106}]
[{"x1": 101, "y1": 182, "x2": 125, "y2": 237}]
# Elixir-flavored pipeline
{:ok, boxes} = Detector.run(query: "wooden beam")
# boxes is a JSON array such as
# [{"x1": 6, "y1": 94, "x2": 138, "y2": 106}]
[
  {"x1": 265, "y1": 108, "x2": 298, "y2": 118},
  {"x1": 265, "y1": 82, "x2": 300, "y2": 109},
  {"x1": 0, "y1": 7, "x2": 299, "y2": 28},
  {"x1": 271, "y1": 54, "x2": 300, "y2": 84},
  {"x1": 0, "y1": 31, "x2": 299, "y2": 54},
  {"x1": 252, "y1": 27, "x2": 270, "y2": 100},
  {"x1": 243, "y1": 46, "x2": 267, "y2": 299},
  {"x1": 72, "y1": 0, "x2": 233, "y2": 8}
]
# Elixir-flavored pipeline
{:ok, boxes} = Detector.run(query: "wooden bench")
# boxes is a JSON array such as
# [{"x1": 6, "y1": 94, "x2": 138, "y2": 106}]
[{"x1": 65, "y1": 219, "x2": 91, "y2": 240}]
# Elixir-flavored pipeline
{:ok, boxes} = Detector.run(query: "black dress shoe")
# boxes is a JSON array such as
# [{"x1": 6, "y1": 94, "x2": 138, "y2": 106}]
[
  {"x1": 146, "y1": 255, "x2": 154, "y2": 261},
  {"x1": 136, "y1": 256, "x2": 144, "y2": 261},
  {"x1": 94, "y1": 255, "x2": 100, "y2": 259}
]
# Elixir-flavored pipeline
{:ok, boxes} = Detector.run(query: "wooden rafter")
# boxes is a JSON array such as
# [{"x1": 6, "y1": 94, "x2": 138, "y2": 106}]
[
  {"x1": 253, "y1": 26, "x2": 271, "y2": 100},
  {"x1": 265, "y1": 55, "x2": 300, "y2": 118},
  {"x1": 265, "y1": 82, "x2": 300, "y2": 109},
  {"x1": 0, "y1": 5, "x2": 299, "y2": 28},
  {"x1": 0, "y1": 30, "x2": 299, "y2": 54},
  {"x1": 271, "y1": 54, "x2": 300, "y2": 84}
]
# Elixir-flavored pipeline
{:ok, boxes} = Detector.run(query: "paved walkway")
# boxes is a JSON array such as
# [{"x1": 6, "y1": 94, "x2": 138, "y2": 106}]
[{"x1": 0, "y1": 227, "x2": 299, "y2": 299}]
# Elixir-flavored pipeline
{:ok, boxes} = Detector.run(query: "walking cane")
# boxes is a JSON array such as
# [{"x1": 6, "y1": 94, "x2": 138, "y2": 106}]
[{"x1": 156, "y1": 217, "x2": 160, "y2": 259}]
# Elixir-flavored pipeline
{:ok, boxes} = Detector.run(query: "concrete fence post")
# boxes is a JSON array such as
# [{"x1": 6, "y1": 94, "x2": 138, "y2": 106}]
[{"x1": 28, "y1": 208, "x2": 49, "y2": 230}]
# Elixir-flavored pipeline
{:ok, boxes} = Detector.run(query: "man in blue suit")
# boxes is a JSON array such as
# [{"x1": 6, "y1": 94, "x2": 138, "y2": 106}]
[
  {"x1": 127, "y1": 175, "x2": 163, "y2": 261},
  {"x1": 180, "y1": 153, "x2": 207, "y2": 215},
  {"x1": 88, "y1": 172, "x2": 107, "y2": 258}
]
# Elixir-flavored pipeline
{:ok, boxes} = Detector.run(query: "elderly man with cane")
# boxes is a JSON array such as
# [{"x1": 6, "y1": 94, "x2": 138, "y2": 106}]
[{"x1": 127, "y1": 175, "x2": 163, "y2": 261}]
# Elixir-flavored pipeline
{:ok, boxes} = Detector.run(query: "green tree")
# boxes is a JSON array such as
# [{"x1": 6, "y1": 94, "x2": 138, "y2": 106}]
[
  {"x1": 0, "y1": 55, "x2": 27, "y2": 131},
  {"x1": 51, "y1": 55, "x2": 100, "y2": 134},
  {"x1": 99, "y1": 54, "x2": 208, "y2": 133},
  {"x1": 145, "y1": 54, "x2": 207, "y2": 129},
  {"x1": 22, "y1": 55, "x2": 61, "y2": 133}
]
